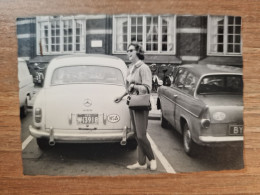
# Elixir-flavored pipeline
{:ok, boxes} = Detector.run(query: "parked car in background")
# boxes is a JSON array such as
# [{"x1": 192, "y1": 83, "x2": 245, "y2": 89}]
[
  {"x1": 28, "y1": 63, "x2": 45, "y2": 86},
  {"x1": 157, "y1": 64, "x2": 243, "y2": 156},
  {"x1": 29, "y1": 54, "x2": 137, "y2": 150},
  {"x1": 18, "y1": 58, "x2": 34, "y2": 118}
]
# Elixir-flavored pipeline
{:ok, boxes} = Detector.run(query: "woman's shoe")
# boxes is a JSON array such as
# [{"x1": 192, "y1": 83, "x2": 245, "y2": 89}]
[
  {"x1": 150, "y1": 160, "x2": 157, "y2": 171},
  {"x1": 127, "y1": 162, "x2": 147, "y2": 170}
]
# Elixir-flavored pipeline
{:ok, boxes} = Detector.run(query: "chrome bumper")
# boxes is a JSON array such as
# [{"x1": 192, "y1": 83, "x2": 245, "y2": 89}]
[
  {"x1": 29, "y1": 125, "x2": 134, "y2": 143},
  {"x1": 199, "y1": 136, "x2": 243, "y2": 143}
]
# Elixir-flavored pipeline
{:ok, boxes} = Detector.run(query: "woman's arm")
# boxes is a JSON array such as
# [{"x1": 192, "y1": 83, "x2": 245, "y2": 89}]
[
  {"x1": 138, "y1": 64, "x2": 152, "y2": 94},
  {"x1": 133, "y1": 84, "x2": 149, "y2": 94},
  {"x1": 114, "y1": 91, "x2": 128, "y2": 103}
]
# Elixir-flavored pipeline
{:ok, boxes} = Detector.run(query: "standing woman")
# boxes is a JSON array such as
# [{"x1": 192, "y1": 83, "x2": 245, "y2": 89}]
[{"x1": 115, "y1": 42, "x2": 157, "y2": 171}]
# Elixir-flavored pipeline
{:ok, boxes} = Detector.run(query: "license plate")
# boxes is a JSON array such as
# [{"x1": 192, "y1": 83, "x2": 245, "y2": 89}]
[
  {"x1": 77, "y1": 114, "x2": 99, "y2": 124},
  {"x1": 229, "y1": 125, "x2": 243, "y2": 136}
]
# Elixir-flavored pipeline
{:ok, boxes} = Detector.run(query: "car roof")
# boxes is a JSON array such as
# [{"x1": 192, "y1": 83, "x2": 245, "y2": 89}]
[
  {"x1": 179, "y1": 64, "x2": 242, "y2": 77},
  {"x1": 47, "y1": 54, "x2": 127, "y2": 74},
  {"x1": 50, "y1": 54, "x2": 125, "y2": 67}
]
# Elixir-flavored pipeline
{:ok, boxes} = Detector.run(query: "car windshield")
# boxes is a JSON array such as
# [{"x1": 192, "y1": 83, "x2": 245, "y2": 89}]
[
  {"x1": 197, "y1": 75, "x2": 243, "y2": 95},
  {"x1": 51, "y1": 65, "x2": 125, "y2": 86}
]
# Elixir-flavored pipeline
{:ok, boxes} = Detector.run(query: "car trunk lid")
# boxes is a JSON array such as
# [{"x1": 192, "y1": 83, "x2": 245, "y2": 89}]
[
  {"x1": 44, "y1": 84, "x2": 130, "y2": 130},
  {"x1": 198, "y1": 94, "x2": 243, "y2": 124}
]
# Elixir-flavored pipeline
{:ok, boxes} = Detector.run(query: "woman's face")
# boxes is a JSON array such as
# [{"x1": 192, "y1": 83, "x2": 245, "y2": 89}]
[{"x1": 127, "y1": 45, "x2": 138, "y2": 62}]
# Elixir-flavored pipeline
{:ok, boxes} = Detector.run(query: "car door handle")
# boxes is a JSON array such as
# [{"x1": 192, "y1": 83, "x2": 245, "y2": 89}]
[{"x1": 174, "y1": 95, "x2": 178, "y2": 98}]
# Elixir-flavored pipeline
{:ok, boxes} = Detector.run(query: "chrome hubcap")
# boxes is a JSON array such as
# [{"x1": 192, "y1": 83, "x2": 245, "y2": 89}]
[{"x1": 184, "y1": 129, "x2": 191, "y2": 151}]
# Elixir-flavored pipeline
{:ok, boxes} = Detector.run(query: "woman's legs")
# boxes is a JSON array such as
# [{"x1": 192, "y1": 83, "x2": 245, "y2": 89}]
[{"x1": 133, "y1": 110, "x2": 155, "y2": 165}]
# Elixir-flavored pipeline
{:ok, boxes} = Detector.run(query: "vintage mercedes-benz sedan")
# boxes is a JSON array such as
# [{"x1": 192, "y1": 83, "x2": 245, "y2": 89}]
[
  {"x1": 157, "y1": 64, "x2": 243, "y2": 156},
  {"x1": 29, "y1": 54, "x2": 137, "y2": 150}
]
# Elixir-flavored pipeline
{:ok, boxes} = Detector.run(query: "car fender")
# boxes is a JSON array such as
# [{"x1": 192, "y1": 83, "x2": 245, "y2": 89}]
[
  {"x1": 32, "y1": 89, "x2": 45, "y2": 129},
  {"x1": 179, "y1": 112, "x2": 199, "y2": 138}
]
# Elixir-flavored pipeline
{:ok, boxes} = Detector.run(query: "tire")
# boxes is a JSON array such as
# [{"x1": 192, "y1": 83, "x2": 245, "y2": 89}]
[
  {"x1": 20, "y1": 99, "x2": 28, "y2": 118},
  {"x1": 161, "y1": 112, "x2": 169, "y2": 129},
  {"x1": 183, "y1": 123, "x2": 197, "y2": 157},
  {"x1": 156, "y1": 98, "x2": 161, "y2": 110},
  {"x1": 126, "y1": 138, "x2": 138, "y2": 150},
  {"x1": 37, "y1": 138, "x2": 53, "y2": 150}
]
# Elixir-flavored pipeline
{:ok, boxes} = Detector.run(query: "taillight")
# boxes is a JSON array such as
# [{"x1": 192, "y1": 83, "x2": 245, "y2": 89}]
[
  {"x1": 35, "y1": 108, "x2": 42, "y2": 123},
  {"x1": 200, "y1": 106, "x2": 210, "y2": 129}
]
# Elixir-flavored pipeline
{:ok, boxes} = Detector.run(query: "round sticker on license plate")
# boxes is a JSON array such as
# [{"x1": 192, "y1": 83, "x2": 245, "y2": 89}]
[{"x1": 107, "y1": 114, "x2": 120, "y2": 123}]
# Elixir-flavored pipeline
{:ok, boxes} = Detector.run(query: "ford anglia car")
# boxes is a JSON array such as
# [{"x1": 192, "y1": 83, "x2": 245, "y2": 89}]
[
  {"x1": 157, "y1": 64, "x2": 243, "y2": 156},
  {"x1": 29, "y1": 54, "x2": 137, "y2": 150}
]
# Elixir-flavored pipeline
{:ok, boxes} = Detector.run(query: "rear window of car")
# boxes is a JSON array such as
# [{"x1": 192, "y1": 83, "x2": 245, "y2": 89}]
[
  {"x1": 51, "y1": 65, "x2": 125, "y2": 85},
  {"x1": 197, "y1": 75, "x2": 243, "y2": 95}
]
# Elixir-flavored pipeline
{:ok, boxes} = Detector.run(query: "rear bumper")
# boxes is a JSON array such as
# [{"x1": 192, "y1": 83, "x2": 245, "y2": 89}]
[
  {"x1": 198, "y1": 136, "x2": 243, "y2": 146},
  {"x1": 199, "y1": 136, "x2": 243, "y2": 142},
  {"x1": 29, "y1": 125, "x2": 134, "y2": 143}
]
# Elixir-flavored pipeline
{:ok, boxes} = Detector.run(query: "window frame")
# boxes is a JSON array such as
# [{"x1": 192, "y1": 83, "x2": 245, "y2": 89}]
[
  {"x1": 36, "y1": 16, "x2": 86, "y2": 55},
  {"x1": 207, "y1": 15, "x2": 242, "y2": 56},
  {"x1": 112, "y1": 14, "x2": 176, "y2": 55},
  {"x1": 51, "y1": 65, "x2": 125, "y2": 86},
  {"x1": 182, "y1": 72, "x2": 197, "y2": 96},
  {"x1": 173, "y1": 68, "x2": 188, "y2": 89}
]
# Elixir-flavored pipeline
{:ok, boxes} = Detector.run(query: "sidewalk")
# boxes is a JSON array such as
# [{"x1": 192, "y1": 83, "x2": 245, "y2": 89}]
[{"x1": 149, "y1": 93, "x2": 161, "y2": 120}]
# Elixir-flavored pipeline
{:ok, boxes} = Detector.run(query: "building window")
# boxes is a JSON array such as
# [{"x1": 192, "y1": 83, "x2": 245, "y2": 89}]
[
  {"x1": 207, "y1": 15, "x2": 242, "y2": 56},
  {"x1": 113, "y1": 15, "x2": 176, "y2": 54},
  {"x1": 37, "y1": 16, "x2": 86, "y2": 55}
]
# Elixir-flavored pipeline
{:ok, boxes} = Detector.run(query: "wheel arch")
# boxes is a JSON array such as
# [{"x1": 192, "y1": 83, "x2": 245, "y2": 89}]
[{"x1": 180, "y1": 116, "x2": 192, "y2": 135}]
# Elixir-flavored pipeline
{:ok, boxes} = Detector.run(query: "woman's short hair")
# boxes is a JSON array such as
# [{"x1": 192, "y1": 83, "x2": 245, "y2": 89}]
[{"x1": 128, "y1": 42, "x2": 145, "y2": 60}]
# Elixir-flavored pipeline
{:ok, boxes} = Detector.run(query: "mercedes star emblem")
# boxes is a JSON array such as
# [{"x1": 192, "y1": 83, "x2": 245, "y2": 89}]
[{"x1": 83, "y1": 99, "x2": 92, "y2": 107}]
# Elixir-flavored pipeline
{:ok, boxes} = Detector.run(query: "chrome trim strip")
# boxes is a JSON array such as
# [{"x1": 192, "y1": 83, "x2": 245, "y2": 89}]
[{"x1": 160, "y1": 94, "x2": 199, "y2": 118}]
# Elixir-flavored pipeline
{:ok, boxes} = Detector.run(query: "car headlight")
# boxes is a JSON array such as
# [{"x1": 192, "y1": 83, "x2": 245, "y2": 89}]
[
  {"x1": 213, "y1": 112, "x2": 226, "y2": 121},
  {"x1": 201, "y1": 119, "x2": 210, "y2": 129}
]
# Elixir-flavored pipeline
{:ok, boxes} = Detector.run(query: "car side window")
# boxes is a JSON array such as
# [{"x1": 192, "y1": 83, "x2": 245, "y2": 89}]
[
  {"x1": 182, "y1": 73, "x2": 197, "y2": 95},
  {"x1": 173, "y1": 68, "x2": 188, "y2": 89}
]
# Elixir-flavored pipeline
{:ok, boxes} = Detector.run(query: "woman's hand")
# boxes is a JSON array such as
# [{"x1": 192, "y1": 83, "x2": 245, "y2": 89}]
[
  {"x1": 128, "y1": 83, "x2": 135, "y2": 93},
  {"x1": 114, "y1": 96, "x2": 122, "y2": 103},
  {"x1": 115, "y1": 91, "x2": 128, "y2": 103}
]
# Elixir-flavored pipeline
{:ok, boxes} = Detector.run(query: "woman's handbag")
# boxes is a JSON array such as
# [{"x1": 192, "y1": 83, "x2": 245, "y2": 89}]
[{"x1": 127, "y1": 94, "x2": 151, "y2": 111}]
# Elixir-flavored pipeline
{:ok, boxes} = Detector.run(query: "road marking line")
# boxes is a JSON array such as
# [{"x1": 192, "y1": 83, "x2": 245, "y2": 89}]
[
  {"x1": 22, "y1": 135, "x2": 33, "y2": 150},
  {"x1": 147, "y1": 133, "x2": 176, "y2": 174}
]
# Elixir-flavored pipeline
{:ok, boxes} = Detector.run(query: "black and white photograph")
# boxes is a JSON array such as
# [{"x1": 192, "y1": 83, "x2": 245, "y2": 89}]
[{"x1": 18, "y1": 14, "x2": 244, "y2": 176}]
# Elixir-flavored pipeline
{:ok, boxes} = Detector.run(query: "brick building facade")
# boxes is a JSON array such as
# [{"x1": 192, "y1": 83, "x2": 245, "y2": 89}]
[{"x1": 17, "y1": 14, "x2": 243, "y2": 77}]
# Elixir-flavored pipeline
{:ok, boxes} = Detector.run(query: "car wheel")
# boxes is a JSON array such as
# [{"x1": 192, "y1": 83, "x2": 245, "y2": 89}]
[
  {"x1": 20, "y1": 99, "x2": 28, "y2": 118},
  {"x1": 183, "y1": 123, "x2": 197, "y2": 156},
  {"x1": 161, "y1": 112, "x2": 169, "y2": 129},
  {"x1": 156, "y1": 98, "x2": 161, "y2": 110},
  {"x1": 37, "y1": 138, "x2": 53, "y2": 150},
  {"x1": 126, "y1": 138, "x2": 138, "y2": 150}
]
